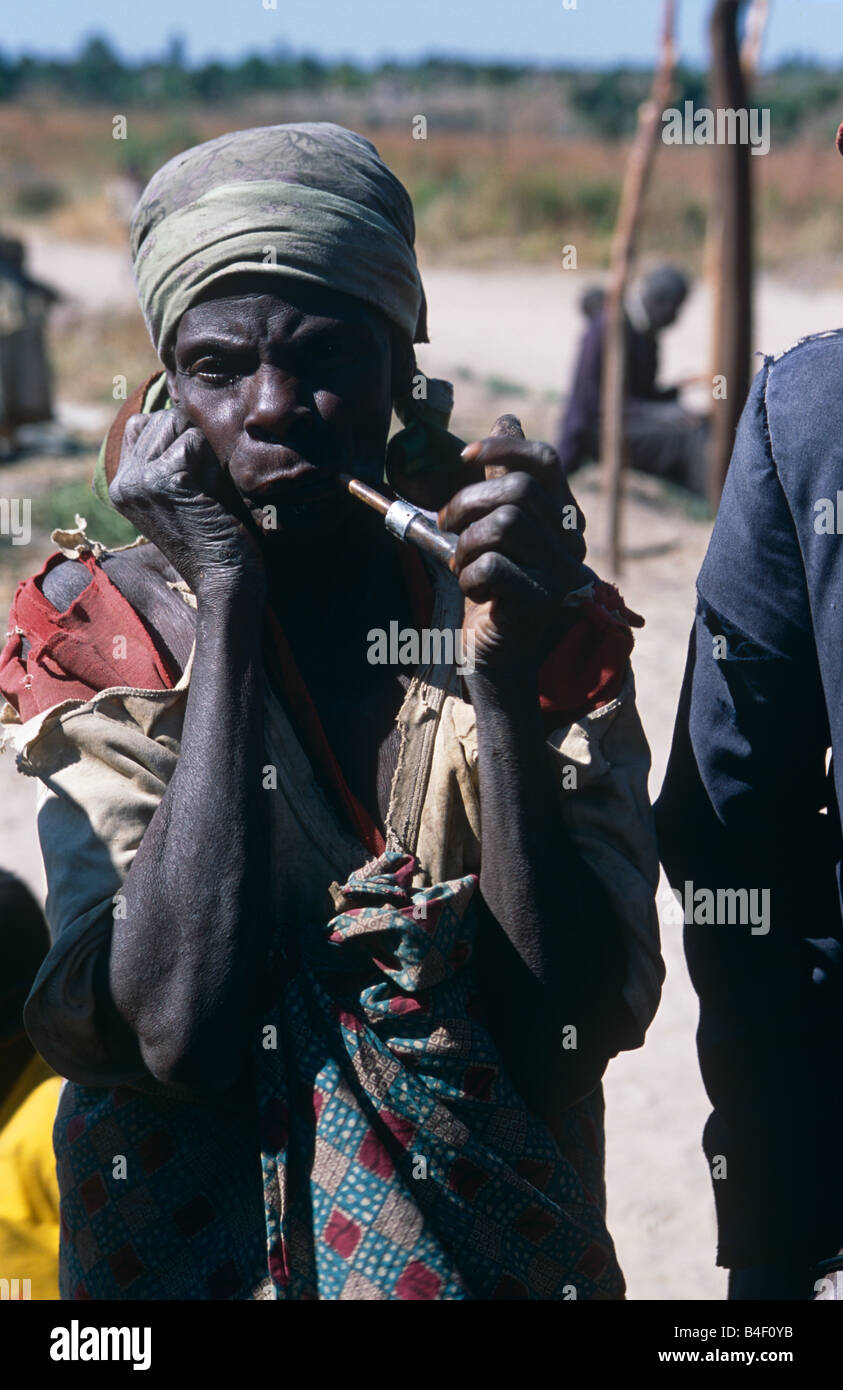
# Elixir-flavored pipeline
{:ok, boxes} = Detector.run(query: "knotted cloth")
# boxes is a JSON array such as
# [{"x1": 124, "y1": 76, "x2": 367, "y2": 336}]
[
  {"x1": 130, "y1": 122, "x2": 428, "y2": 364},
  {"x1": 257, "y1": 851, "x2": 624, "y2": 1300}
]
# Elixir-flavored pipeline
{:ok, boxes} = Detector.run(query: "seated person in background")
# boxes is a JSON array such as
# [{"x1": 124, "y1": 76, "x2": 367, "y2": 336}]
[
  {"x1": 0, "y1": 869, "x2": 61, "y2": 1299},
  {"x1": 556, "y1": 265, "x2": 709, "y2": 497}
]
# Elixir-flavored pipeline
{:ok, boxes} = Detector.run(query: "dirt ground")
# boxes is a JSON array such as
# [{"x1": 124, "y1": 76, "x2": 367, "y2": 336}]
[{"x1": 3, "y1": 251, "x2": 838, "y2": 1300}]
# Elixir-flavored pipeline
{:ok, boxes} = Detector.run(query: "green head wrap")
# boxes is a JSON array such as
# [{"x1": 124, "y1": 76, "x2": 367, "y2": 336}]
[{"x1": 131, "y1": 121, "x2": 428, "y2": 363}]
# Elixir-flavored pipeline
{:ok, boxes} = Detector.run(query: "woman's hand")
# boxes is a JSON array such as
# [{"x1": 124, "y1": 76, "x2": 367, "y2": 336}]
[
  {"x1": 438, "y1": 418, "x2": 588, "y2": 679},
  {"x1": 109, "y1": 406, "x2": 265, "y2": 597}
]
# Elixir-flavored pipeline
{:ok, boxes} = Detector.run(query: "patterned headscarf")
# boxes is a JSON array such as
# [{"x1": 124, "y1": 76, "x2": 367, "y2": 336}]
[{"x1": 131, "y1": 122, "x2": 429, "y2": 364}]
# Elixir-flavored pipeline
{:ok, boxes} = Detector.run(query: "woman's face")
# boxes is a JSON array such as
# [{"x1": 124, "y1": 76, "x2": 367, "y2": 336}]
[{"x1": 166, "y1": 274, "x2": 407, "y2": 538}]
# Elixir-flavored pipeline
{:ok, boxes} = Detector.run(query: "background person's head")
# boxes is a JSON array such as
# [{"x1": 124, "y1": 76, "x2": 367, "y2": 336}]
[{"x1": 636, "y1": 265, "x2": 689, "y2": 331}]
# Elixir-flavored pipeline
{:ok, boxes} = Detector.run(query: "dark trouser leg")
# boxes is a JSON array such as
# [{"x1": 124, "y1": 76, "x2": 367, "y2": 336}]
[{"x1": 624, "y1": 402, "x2": 710, "y2": 497}]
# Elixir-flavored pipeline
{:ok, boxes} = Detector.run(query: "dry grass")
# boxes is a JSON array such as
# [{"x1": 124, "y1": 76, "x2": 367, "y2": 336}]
[
  {"x1": 49, "y1": 308, "x2": 159, "y2": 407},
  {"x1": 1, "y1": 102, "x2": 841, "y2": 281}
]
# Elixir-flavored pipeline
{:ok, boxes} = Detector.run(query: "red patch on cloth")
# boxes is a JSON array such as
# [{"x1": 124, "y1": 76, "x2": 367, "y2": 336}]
[
  {"x1": 513, "y1": 1204, "x2": 557, "y2": 1244},
  {"x1": 324, "y1": 1210, "x2": 362, "y2": 1259},
  {"x1": 577, "y1": 1241, "x2": 610, "y2": 1280},
  {"x1": 537, "y1": 581, "x2": 643, "y2": 723},
  {"x1": 358, "y1": 1129, "x2": 394, "y2": 1179},
  {"x1": 394, "y1": 1261, "x2": 443, "y2": 1300},
  {"x1": 462, "y1": 1064, "x2": 497, "y2": 1101},
  {"x1": 268, "y1": 1240, "x2": 290, "y2": 1287},
  {"x1": 448, "y1": 1158, "x2": 490, "y2": 1200},
  {"x1": 388, "y1": 995, "x2": 425, "y2": 1015},
  {"x1": 515, "y1": 1157, "x2": 555, "y2": 1191},
  {"x1": 65, "y1": 1114, "x2": 86, "y2": 1144},
  {"x1": 137, "y1": 1129, "x2": 176, "y2": 1175},
  {"x1": 79, "y1": 1173, "x2": 108, "y2": 1216},
  {"x1": 334, "y1": 1006, "x2": 362, "y2": 1033},
  {"x1": 379, "y1": 1110, "x2": 416, "y2": 1149}
]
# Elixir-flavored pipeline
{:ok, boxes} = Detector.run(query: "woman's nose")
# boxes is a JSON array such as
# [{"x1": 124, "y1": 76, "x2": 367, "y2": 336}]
[{"x1": 243, "y1": 365, "x2": 310, "y2": 441}]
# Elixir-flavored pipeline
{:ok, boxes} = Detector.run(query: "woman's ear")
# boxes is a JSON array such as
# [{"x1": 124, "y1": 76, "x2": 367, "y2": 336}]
[{"x1": 164, "y1": 365, "x2": 180, "y2": 405}]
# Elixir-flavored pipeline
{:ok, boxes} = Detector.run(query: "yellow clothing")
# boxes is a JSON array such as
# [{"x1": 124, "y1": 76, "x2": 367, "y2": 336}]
[{"x1": 0, "y1": 1051, "x2": 61, "y2": 1299}]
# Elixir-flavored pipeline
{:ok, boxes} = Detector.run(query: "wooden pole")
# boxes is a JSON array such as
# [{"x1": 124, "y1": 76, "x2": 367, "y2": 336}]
[
  {"x1": 602, "y1": 0, "x2": 678, "y2": 575},
  {"x1": 705, "y1": 0, "x2": 769, "y2": 492},
  {"x1": 741, "y1": 0, "x2": 770, "y2": 79},
  {"x1": 707, "y1": 0, "x2": 755, "y2": 506}
]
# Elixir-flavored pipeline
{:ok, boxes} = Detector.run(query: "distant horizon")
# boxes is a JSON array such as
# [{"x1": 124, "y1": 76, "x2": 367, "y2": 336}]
[
  {"x1": 3, "y1": 0, "x2": 843, "y2": 73},
  {"x1": 3, "y1": 35, "x2": 843, "y2": 77}
]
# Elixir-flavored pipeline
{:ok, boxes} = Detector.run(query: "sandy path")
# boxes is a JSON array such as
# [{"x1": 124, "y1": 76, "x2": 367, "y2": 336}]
[
  {"x1": 578, "y1": 471, "x2": 724, "y2": 1301},
  {"x1": 4, "y1": 251, "x2": 834, "y2": 1300},
  {"x1": 23, "y1": 233, "x2": 137, "y2": 315},
  {"x1": 416, "y1": 264, "x2": 843, "y2": 398}
]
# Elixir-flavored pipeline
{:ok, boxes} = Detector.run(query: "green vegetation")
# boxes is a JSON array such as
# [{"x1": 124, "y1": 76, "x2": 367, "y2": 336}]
[
  {"x1": 32, "y1": 480, "x2": 138, "y2": 549},
  {"x1": 484, "y1": 376, "x2": 528, "y2": 397},
  {"x1": 0, "y1": 38, "x2": 841, "y2": 146},
  {"x1": 1, "y1": 41, "x2": 840, "y2": 281}
]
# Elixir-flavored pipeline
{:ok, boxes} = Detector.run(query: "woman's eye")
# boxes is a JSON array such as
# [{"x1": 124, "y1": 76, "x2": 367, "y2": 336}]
[{"x1": 188, "y1": 359, "x2": 246, "y2": 384}]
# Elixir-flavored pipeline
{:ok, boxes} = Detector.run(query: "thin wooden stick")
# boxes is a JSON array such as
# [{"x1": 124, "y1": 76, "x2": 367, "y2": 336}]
[
  {"x1": 705, "y1": 0, "x2": 769, "y2": 462},
  {"x1": 707, "y1": 0, "x2": 754, "y2": 506},
  {"x1": 741, "y1": 0, "x2": 770, "y2": 79},
  {"x1": 602, "y1": 0, "x2": 678, "y2": 575}
]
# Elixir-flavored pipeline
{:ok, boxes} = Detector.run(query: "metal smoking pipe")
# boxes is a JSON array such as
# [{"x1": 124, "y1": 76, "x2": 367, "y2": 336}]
[
  {"x1": 337, "y1": 472, "x2": 458, "y2": 570},
  {"x1": 337, "y1": 418, "x2": 527, "y2": 569}
]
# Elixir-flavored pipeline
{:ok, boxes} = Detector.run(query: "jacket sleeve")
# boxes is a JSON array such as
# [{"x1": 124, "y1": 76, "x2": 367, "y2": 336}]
[{"x1": 655, "y1": 357, "x2": 841, "y2": 1268}]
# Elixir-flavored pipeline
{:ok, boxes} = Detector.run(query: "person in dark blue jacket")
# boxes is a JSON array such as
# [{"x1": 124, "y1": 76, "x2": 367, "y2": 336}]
[{"x1": 656, "y1": 319, "x2": 843, "y2": 1299}]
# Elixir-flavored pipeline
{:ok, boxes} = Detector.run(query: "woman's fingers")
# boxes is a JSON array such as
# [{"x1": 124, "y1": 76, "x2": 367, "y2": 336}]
[
  {"x1": 121, "y1": 412, "x2": 148, "y2": 460},
  {"x1": 460, "y1": 437, "x2": 570, "y2": 503},
  {"x1": 439, "y1": 471, "x2": 547, "y2": 534},
  {"x1": 114, "y1": 407, "x2": 224, "y2": 505},
  {"x1": 118, "y1": 409, "x2": 176, "y2": 481},
  {"x1": 458, "y1": 435, "x2": 586, "y2": 554},
  {"x1": 462, "y1": 435, "x2": 557, "y2": 479},
  {"x1": 457, "y1": 550, "x2": 546, "y2": 607},
  {"x1": 453, "y1": 503, "x2": 555, "y2": 574}
]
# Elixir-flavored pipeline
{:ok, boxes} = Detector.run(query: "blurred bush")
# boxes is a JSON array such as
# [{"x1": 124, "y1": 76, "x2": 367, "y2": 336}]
[
  {"x1": 32, "y1": 480, "x2": 138, "y2": 549},
  {"x1": 11, "y1": 178, "x2": 64, "y2": 216},
  {"x1": 0, "y1": 37, "x2": 840, "y2": 146}
]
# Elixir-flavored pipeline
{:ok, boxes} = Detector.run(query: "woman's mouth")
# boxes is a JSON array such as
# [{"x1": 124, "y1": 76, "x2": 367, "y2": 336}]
[
  {"x1": 250, "y1": 462, "x2": 322, "y2": 491},
  {"x1": 239, "y1": 449, "x2": 337, "y2": 499},
  {"x1": 243, "y1": 463, "x2": 345, "y2": 519}
]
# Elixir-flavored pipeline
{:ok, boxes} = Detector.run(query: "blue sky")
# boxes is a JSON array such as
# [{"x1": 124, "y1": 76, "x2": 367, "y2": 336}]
[{"x1": 2, "y1": 0, "x2": 843, "y2": 69}]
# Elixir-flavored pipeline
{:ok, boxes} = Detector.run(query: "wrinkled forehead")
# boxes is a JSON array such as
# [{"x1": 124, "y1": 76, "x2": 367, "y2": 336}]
[{"x1": 172, "y1": 273, "x2": 392, "y2": 356}]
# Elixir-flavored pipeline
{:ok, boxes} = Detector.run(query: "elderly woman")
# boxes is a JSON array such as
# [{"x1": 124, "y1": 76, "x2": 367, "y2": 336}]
[{"x1": 0, "y1": 124, "x2": 661, "y2": 1301}]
